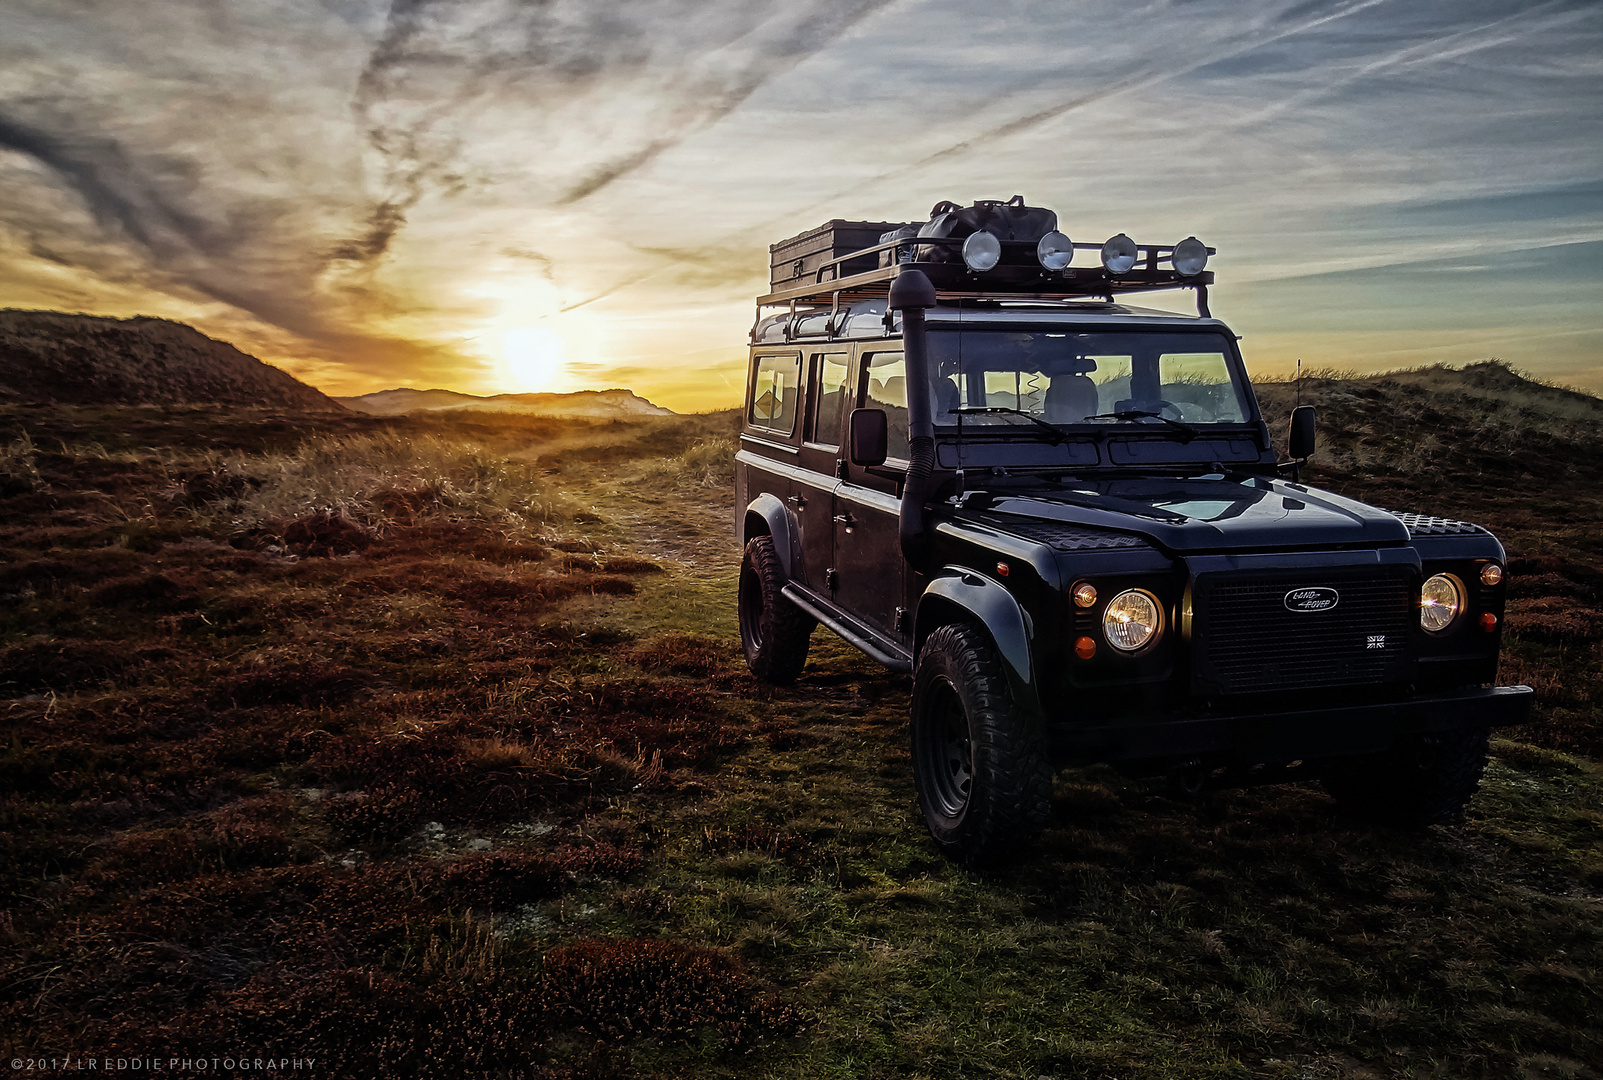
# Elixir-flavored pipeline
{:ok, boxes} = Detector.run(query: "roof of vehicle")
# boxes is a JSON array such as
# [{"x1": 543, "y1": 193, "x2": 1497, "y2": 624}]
[{"x1": 751, "y1": 299, "x2": 1230, "y2": 345}]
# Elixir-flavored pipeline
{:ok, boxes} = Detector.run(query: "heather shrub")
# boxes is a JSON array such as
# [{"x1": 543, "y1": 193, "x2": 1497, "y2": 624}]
[{"x1": 540, "y1": 938, "x2": 803, "y2": 1049}]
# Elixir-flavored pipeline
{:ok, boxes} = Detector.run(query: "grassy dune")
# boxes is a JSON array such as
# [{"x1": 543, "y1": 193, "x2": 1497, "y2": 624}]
[{"x1": 0, "y1": 371, "x2": 1599, "y2": 1078}]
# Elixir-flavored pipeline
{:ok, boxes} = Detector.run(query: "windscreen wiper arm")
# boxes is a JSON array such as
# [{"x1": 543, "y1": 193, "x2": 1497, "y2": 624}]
[
  {"x1": 1084, "y1": 410, "x2": 1198, "y2": 442},
  {"x1": 950, "y1": 406, "x2": 1064, "y2": 445}
]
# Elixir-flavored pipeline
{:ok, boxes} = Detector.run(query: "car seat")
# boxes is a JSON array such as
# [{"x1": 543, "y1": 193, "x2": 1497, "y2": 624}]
[{"x1": 1044, "y1": 373, "x2": 1097, "y2": 423}]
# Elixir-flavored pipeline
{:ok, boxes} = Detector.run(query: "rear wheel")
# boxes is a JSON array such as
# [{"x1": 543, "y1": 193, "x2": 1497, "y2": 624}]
[
  {"x1": 911, "y1": 623, "x2": 1052, "y2": 866},
  {"x1": 1321, "y1": 726, "x2": 1490, "y2": 828},
  {"x1": 737, "y1": 535, "x2": 812, "y2": 684}
]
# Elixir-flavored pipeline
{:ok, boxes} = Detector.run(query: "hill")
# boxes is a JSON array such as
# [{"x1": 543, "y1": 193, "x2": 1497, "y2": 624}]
[
  {"x1": 337, "y1": 387, "x2": 673, "y2": 418},
  {"x1": 0, "y1": 309, "x2": 343, "y2": 411}
]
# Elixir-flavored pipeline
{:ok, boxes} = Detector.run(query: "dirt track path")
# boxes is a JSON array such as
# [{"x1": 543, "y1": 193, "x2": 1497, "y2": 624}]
[{"x1": 570, "y1": 480, "x2": 738, "y2": 579}]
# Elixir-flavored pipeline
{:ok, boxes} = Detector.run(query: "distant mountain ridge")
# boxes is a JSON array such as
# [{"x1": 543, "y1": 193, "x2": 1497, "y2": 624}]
[
  {"x1": 337, "y1": 387, "x2": 673, "y2": 418},
  {"x1": 0, "y1": 309, "x2": 342, "y2": 411}
]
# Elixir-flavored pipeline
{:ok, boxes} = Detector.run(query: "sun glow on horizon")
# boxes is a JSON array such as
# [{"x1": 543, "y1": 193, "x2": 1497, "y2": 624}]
[{"x1": 501, "y1": 325, "x2": 567, "y2": 392}]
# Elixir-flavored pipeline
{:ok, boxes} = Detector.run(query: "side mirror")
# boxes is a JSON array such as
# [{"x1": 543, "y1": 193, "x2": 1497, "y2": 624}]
[
  {"x1": 1288, "y1": 405, "x2": 1316, "y2": 460},
  {"x1": 849, "y1": 408, "x2": 888, "y2": 467}
]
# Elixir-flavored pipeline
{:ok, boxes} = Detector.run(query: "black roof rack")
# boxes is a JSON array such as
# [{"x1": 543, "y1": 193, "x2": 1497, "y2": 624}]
[{"x1": 756, "y1": 232, "x2": 1215, "y2": 318}]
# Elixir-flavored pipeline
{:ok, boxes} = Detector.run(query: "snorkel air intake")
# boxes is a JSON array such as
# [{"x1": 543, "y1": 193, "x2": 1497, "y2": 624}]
[{"x1": 889, "y1": 268, "x2": 938, "y2": 571}]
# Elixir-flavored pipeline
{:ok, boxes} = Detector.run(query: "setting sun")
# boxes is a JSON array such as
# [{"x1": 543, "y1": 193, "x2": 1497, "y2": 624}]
[{"x1": 502, "y1": 326, "x2": 566, "y2": 392}]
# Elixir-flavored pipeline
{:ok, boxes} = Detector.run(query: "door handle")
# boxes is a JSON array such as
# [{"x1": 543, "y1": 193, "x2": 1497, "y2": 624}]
[
  {"x1": 833, "y1": 513, "x2": 854, "y2": 527},
  {"x1": 787, "y1": 494, "x2": 807, "y2": 509}
]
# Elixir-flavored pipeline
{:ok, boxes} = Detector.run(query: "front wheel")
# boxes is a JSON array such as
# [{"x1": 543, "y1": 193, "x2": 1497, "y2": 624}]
[
  {"x1": 1321, "y1": 726, "x2": 1490, "y2": 828},
  {"x1": 737, "y1": 535, "x2": 813, "y2": 684},
  {"x1": 911, "y1": 623, "x2": 1052, "y2": 866}
]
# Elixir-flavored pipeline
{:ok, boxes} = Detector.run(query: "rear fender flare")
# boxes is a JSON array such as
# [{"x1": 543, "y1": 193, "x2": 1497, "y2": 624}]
[
  {"x1": 916, "y1": 571, "x2": 1044, "y2": 728},
  {"x1": 743, "y1": 492, "x2": 800, "y2": 582}
]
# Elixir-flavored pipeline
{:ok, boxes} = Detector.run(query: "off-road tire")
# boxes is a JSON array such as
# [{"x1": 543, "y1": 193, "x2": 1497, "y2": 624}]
[
  {"x1": 738, "y1": 535, "x2": 813, "y2": 684},
  {"x1": 1321, "y1": 726, "x2": 1490, "y2": 828},
  {"x1": 911, "y1": 622, "x2": 1052, "y2": 866}
]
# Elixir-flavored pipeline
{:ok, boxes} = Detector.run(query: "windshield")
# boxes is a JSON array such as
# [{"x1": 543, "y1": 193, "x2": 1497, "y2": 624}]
[{"x1": 927, "y1": 330, "x2": 1252, "y2": 429}]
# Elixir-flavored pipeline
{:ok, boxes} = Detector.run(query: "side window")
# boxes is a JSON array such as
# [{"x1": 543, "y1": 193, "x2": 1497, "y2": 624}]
[
  {"x1": 862, "y1": 350, "x2": 908, "y2": 461},
  {"x1": 749, "y1": 353, "x2": 801, "y2": 435},
  {"x1": 807, "y1": 352, "x2": 850, "y2": 447}
]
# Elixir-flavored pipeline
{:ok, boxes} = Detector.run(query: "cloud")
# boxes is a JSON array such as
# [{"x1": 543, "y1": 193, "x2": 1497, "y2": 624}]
[
  {"x1": 0, "y1": 112, "x2": 222, "y2": 259},
  {"x1": 345, "y1": 0, "x2": 900, "y2": 244}
]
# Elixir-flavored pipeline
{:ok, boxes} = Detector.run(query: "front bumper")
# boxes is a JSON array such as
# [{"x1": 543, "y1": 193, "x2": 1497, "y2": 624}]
[{"x1": 1050, "y1": 684, "x2": 1535, "y2": 767}]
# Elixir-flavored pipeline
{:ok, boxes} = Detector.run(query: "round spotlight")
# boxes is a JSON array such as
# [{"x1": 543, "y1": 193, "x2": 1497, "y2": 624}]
[
  {"x1": 1172, "y1": 236, "x2": 1208, "y2": 276},
  {"x1": 1036, "y1": 230, "x2": 1074, "y2": 271},
  {"x1": 962, "y1": 230, "x2": 1001, "y2": 272},
  {"x1": 1101, "y1": 233, "x2": 1138, "y2": 275}
]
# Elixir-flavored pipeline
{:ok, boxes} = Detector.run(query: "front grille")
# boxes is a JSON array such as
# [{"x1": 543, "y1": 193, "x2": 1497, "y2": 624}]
[{"x1": 1192, "y1": 567, "x2": 1416, "y2": 695}]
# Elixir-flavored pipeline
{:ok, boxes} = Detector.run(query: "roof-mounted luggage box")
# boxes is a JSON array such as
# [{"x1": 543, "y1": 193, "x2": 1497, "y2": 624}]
[{"x1": 770, "y1": 219, "x2": 907, "y2": 292}]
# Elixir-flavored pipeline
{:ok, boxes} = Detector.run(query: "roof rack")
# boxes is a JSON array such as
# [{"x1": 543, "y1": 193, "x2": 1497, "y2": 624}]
[{"x1": 756, "y1": 232, "x2": 1215, "y2": 318}]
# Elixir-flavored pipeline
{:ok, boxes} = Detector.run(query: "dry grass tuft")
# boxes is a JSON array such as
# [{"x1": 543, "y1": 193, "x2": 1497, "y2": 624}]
[
  {"x1": 236, "y1": 429, "x2": 571, "y2": 537},
  {"x1": 640, "y1": 434, "x2": 737, "y2": 489},
  {"x1": 701, "y1": 825, "x2": 812, "y2": 859}
]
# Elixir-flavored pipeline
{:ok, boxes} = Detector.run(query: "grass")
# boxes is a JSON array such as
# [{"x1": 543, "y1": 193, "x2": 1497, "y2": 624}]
[{"x1": 0, "y1": 369, "x2": 1600, "y2": 1078}]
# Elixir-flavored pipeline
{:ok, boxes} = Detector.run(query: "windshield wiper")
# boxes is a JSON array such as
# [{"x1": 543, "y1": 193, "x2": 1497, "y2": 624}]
[
  {"x1": 951, "y1": 406, "x2": 1064, "y2": 445},
  {"x1": 1084, "y1": 410, "x2": 1198, "y2": 442}
]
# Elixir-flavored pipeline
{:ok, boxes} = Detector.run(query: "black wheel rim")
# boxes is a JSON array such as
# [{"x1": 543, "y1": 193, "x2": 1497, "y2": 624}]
[
  {"x1": 921, "y1": 677, "x2": 972, "y2": 818},
  {"x1": 738, "y1": 564, "x2": 764, "y2": 652}
]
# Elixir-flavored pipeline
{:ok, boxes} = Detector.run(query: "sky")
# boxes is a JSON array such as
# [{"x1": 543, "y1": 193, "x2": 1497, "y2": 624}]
[{"x1": 0, "y1": 0, "x2": 1598, "y2": 412}]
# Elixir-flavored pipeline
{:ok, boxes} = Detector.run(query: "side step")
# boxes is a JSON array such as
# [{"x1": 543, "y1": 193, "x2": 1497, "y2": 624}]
[{"x1": 782, "y1": 583, "x2": 913, "y2": 673}]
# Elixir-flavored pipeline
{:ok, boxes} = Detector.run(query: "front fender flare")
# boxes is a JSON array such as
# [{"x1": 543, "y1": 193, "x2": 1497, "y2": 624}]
[
  {"x1": 743, "y1": 492, "x2": 800, "y2": 582},
  {"x1": 916, "y1": 570, "x2": 1043, "y2": 727}
]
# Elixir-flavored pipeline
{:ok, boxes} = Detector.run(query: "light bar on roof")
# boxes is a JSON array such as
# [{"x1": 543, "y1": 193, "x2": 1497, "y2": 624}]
[{"x1": 1101, "y1": 233, "x2": 1138, "y2": 275}]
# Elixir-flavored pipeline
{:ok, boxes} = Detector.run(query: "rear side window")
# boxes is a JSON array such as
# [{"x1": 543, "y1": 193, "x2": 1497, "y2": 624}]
[
  {"x1": 749, "y1": 353, "x2": 801, "y2": 435},
  {"x1": 808, "y1": 352, "x2": 850, "y2": 447}
]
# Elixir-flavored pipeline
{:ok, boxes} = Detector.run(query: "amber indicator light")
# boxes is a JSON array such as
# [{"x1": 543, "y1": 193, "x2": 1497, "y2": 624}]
[
  {"x1": 1479, "y1": 612, "x2": 1498, "y2": 633},
  {"x1": 1074, "y1": 636, "x2": 1097, "y2": 659},
  {"x1": 996, "y1": 561, "x2": 1010, "y2": 577}
]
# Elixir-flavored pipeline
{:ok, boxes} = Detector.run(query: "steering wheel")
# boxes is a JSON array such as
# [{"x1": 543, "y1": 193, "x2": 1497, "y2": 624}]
[{"x1": 1131, "y1": 399, "x2": 1182, "y2": 420}]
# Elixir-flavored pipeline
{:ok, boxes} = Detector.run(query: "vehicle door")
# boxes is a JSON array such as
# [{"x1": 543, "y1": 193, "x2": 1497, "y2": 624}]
[
  {"x1": 832, "y1": 345, "x2": 908, "y2": 644},
  {"x1": 794, "y1": 350, "x2": 850, "y2": 592}
]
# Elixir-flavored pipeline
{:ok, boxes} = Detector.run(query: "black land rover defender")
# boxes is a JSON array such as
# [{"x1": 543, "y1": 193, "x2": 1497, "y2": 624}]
[{"x1": 734, "y1": 196, "x2": 1534, "y2": 865}]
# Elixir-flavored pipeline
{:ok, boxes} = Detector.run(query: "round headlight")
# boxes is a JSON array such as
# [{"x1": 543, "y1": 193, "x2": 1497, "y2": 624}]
[
  {"x1": 1036, "y1": 230, "x2": 1074, "y2": 271},
  {"x1": 962, "y1": 230, "x2": 1001, "y2": 272},
  {"x1": 1101, "y1": 233, "x2": 1138, "y2": 275},
  {"x1": 1103, "y1": 589, "x2": 1162, "y2": 652},
  {"x1": 1420, "y1": 573, "x2": 1463, "y2": 633},
  {"x1": 1172, "y1": 236, "x2": 1208, "y2": 276}
]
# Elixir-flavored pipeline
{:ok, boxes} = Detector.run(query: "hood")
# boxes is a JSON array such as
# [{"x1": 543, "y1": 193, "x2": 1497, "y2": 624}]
[{"x1": 963, "y1": 474, "x2": 1409, "y2": 553}]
